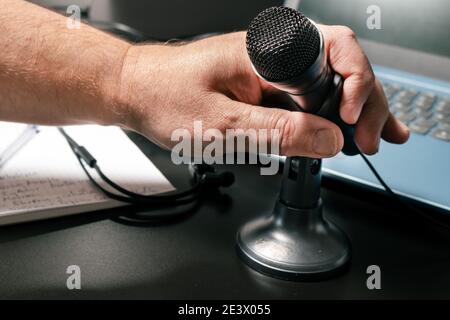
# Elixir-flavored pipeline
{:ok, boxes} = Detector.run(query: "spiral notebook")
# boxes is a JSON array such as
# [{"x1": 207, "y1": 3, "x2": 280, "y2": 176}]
[{"x1": 0, "y1": 122, "x2": 175, "y2": 226}]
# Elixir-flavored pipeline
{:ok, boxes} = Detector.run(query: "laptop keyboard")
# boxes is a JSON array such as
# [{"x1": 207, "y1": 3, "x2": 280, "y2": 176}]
[{"x1": 381, "y1": 81, "x2": 450, "y2": 141}]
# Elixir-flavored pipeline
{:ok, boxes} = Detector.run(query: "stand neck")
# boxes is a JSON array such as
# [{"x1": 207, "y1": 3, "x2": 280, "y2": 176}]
[{"x1": 279, "y1": 156, "x2": 322, "y2": 209}]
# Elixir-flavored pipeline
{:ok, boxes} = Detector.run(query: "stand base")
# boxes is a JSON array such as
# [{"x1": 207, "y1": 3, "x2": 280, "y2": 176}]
[{"x1": 236, "y1": 200, "x2": 351, "y2": 281}]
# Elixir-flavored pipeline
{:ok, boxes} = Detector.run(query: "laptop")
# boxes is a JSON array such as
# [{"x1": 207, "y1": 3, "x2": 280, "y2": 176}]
[{"x1": 287, "y1": 0, "x2": 450, "y2": 213}]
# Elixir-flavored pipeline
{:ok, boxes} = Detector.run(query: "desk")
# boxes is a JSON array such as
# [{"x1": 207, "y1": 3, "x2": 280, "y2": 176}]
[{"x1": 0, "y1": 133, "x2": 449, "y2": 299}]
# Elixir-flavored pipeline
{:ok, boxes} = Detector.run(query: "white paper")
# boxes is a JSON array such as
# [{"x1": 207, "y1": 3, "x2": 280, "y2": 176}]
[
  {"x1": 0, "y1": 122, "x2": 28, "y2": 154},
  {"x1": 0, "y1": 123, "x2": 175, "y2": 222}
]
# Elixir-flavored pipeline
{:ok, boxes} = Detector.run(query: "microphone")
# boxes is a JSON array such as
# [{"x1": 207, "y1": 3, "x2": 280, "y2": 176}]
[
  {"x1": 246, "y1": 6, "x2": 358, "y2": 155},
  {"x1": 236, "y1": 7, "x2": 352, "y2": 281}
]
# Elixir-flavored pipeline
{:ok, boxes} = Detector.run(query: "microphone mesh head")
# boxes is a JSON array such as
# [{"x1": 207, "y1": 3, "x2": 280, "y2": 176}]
[{"x1": 246, "y1": 6, "x2": 321, "y2": 82}]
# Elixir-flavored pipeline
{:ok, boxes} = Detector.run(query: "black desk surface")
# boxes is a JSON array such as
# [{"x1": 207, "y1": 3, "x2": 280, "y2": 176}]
[{"x1": 1, "y1": 133, "x2": 449, "y2": 299}]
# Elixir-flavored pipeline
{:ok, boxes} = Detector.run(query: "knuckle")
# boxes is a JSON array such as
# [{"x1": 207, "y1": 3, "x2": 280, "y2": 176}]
[
  {"x1": 374, "y1": 77, "x2": 383, "y2": 91},
  {"x1": 293, "y1": 113, "x2": 315, "y2": 154},
  {"x1": 337, "y1": 25, "x2": 356, "y2": 39},
  {"x1": 274, "y1": 113, "x2": 296, "y2": 155},
  {"x1": 366, "y1": 69, "x2": 376, "y2": 84},
  {"x1": 276, "y1": 112, "x2": 315, "y2": 156},
  {"x1": 218, "y1": 110, "x2": 241, "y2": 133},
  {"x1": 345, "y1": 27, "x2": 357, "y2": 39},
  {"x1": 363, "y1": 72, "x2": 376, "y2": 91},
  {"x1": 375, "y1": 78, "x2": 388, "y2": 103},
  {"x1": 353, "y1": 71, "x2": 375, "y2": 91}
]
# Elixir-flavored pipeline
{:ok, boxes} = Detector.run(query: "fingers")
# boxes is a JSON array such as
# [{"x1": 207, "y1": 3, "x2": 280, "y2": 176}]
[
  {"x1": 354, "y1": 80, "x2": 410, "y2": 154},
  {"x1": 354, "y1": 80, "x2": 389, "y2": 154},
  {"x1": 381, "y1": 113, "x2": 410, "y2": 144},
  {"x1": 218, "y1": 97, "x2": 344, "y2": 158},
  {"x1": 320, "y1": 25, "x2": 375, "y2": 125},
  {"x1": 320, "y1": 25, "x2": 409, "y2": 155}
]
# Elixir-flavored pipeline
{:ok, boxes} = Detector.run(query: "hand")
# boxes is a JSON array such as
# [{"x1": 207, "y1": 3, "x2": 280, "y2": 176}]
[{"x1": 117, "y1": 30, "x2": 409, "y2": 158}]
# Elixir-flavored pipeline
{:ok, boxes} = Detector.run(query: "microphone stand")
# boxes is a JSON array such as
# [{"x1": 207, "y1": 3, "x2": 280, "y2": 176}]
[{"x1": 236, "y1": 75, "x2": 353, "y2": 281}]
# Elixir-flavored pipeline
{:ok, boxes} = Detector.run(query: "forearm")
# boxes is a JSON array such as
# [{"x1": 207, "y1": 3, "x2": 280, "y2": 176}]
[{"x1": 0, "y1": 0, "x2": 131, "y2": 126}]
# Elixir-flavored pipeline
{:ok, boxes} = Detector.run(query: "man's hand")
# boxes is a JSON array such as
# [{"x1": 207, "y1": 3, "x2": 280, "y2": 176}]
[
  {"x1": 118, "y1": 30, "x2": 409, "y2": 158},
  {"x1": 0, "y1": 1, "x2": 408, "y2": 157}
]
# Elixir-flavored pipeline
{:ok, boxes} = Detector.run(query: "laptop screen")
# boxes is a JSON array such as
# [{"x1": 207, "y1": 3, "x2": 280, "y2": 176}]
[{"x1": 295, "y1": 0, "x2": 450, "y2": 59}]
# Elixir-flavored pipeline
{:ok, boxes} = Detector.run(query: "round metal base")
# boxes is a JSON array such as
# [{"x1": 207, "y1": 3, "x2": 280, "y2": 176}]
[{"x1": 236, "y1": 200, "x2": 351, "y2": 281}]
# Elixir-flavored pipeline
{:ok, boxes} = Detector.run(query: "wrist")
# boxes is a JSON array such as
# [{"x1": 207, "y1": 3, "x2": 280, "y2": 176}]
[
  {"x1": 111, "y1": 44, "x2": 142, "y2": 131},
  {"x1": 94, "y1": 42, "x2": 132, "y2": 127},
  {"x1": 112, "y1": 44, "x2": 168, "y2": 132},
  {"x1": 55, "y1": 30, "x2": 133, "y2": 127}
]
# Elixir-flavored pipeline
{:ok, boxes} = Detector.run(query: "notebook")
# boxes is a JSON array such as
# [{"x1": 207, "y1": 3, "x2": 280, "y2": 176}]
[{"x1": 0, "y1": 122, "x2": 175, "y2": 226}]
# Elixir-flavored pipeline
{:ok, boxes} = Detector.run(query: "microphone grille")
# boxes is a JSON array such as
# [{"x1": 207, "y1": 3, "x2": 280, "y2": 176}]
[{"x1": 246, "y1": 6, "x2": 321, "y2": 82}]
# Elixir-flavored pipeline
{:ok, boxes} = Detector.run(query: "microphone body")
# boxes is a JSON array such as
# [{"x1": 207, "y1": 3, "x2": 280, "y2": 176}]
[
  {"x1": 246, "y1": 7, "x2": 358, "y2": 155},
  {"x1": 257, "y1": 19, "x2": 331, "y2": 113}
]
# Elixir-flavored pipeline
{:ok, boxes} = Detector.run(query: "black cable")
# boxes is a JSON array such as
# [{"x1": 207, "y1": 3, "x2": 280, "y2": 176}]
[
  {"x1": 58, "y1": 128, "x2": 202, "y2": 202},
  {"x1": 74, "y1": 152, "x2": 200, "y2": 206},
  {"x1": 58, "y1": 128, "x2": 211, "y2": 224},
  {"x1": 94, "y1": 163, "x2": 202, "y2": 200},
  {"x1": 358, "y1": 150, "x2": 450, "y2": 231}
]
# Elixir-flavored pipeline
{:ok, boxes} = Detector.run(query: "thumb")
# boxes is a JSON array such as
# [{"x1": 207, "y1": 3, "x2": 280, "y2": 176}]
[{"x1": 221, "y1": 100, "x2": 344, "y2": 158}]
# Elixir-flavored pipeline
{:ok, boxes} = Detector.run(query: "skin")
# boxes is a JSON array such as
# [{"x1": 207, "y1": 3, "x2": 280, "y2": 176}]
[{"x1": 0, "y1": 0, "x2": 409, "y2": 159}]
